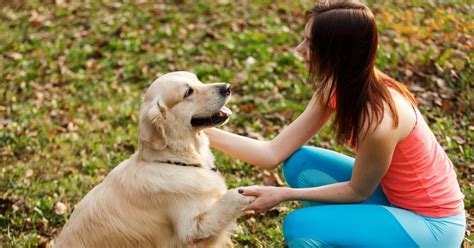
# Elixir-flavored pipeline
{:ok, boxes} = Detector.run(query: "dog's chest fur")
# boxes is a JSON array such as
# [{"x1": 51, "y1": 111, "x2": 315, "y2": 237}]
[{"x1": 55, "y1": 149, "x2": 228, "y2": 247}]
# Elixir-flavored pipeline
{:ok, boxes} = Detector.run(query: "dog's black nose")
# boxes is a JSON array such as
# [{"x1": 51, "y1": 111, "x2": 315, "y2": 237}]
[{"x1": 219, "y1": 84, "x2": 231, "y2": 97}]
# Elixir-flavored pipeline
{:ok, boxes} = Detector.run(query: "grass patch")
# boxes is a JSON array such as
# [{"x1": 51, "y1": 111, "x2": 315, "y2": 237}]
[{"x1": 0, "y1": 0, "x2": 472, "y2": 246}]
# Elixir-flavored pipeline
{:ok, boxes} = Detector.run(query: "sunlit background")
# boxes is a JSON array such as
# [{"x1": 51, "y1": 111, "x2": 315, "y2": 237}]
[{"x1": 0, "y1": 0, "x2": 472, "y2": 247}]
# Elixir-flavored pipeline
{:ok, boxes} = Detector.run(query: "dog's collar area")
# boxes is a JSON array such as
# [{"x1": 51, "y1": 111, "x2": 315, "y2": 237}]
[{"x1": 156, "y1": 160, "x2": 218, "y2": 172}]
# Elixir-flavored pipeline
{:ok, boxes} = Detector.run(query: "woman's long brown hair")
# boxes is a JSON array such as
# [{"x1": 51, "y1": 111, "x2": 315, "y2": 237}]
[{"x1": 306, "y1": 1, "x2": 416, "y2": 147}]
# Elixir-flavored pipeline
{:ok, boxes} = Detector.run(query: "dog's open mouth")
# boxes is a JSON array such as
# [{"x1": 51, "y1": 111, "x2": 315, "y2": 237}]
[{"x1": 191, "y1": 105, "x2": 232, "y2": 127}]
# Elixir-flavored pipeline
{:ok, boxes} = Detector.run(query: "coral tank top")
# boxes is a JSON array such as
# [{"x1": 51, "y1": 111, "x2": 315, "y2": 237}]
[{"x1": 329, "y1": 96, "x2": 464, "y2": 217}]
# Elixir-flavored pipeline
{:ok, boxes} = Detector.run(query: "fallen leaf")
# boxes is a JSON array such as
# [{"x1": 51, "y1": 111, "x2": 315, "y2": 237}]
[
  {"x1": 54, "y1": 202, "x2": 67, "y2": 215},
  {"x1": 7, "y1": 52, "x2": 22, "y2": 60},
  {"x1": 25, "y1": 169, "x2": 33, "y2": 178},
  {"x1": 245, "y1": 57, "x2": 256, "y2": 66}
]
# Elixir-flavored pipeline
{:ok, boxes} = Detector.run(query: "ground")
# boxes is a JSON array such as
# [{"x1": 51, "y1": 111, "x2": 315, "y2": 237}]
[{"x1": 0, "y1": 0, "x2": 472, "y2": 247}]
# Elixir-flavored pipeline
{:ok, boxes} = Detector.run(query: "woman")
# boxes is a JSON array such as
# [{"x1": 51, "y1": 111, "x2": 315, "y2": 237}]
[{"x1": 205, "y1": 1, "x2": 466, "y2": 247}]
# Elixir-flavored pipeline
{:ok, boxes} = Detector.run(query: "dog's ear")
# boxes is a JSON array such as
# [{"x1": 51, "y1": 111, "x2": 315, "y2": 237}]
[{"x1": 139, "y1": 100, "x2": 168, "y2": 150}]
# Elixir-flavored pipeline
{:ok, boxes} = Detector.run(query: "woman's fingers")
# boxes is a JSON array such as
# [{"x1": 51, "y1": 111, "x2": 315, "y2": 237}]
[
  {"x1": 237, "y1": 186, "x2": 273, "y2": 212},
  {"x1": 245, "y1": 197, "x2": 264, "y2": 211},
  {"x1": 246, "y1": 198, "x2": 272, "y2": 213},
  {"x1": 245, "y1": 201, "x2": 259, "y2": 211},
  {"x1": 238, "y1": 186, "x2": 261, "y2": 196}
]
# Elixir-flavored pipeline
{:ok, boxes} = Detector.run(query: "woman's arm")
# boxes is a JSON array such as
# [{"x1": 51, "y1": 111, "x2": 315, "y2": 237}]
[
  {"x1": 240, "y1": 115, "x2": 399, "y2": 211},
  {"x1": 287, "y1": 124, "x2": 397, "y2": 202},
  {"x1": 205, "y1": 94, "x2": 334, "y2": 169}
]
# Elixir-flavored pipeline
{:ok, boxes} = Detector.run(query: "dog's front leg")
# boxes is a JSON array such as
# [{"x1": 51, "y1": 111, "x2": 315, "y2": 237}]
[{"x1": 175, "y1": 188, "x2": 255, "y2": 245}]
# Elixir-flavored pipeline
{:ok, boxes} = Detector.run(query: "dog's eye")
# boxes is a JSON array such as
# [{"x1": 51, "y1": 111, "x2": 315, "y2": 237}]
[{"x1": 184, "y1": 88, "x2": 194, "y2": 98}]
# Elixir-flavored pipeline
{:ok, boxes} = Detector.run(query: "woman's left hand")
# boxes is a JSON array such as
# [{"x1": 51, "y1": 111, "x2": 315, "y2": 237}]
[{"x1": 238, "y1": 186, "x2": 288, "y2": 213}]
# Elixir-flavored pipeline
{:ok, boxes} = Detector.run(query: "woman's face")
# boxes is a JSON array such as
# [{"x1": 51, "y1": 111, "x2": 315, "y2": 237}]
[{"x1": 296, "y1": 18, "x2": 313, "y2": 70}]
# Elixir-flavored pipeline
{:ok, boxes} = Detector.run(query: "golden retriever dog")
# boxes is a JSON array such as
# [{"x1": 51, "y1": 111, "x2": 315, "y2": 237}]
[{"x1": 54, "y1": 71, "x2": 255, "y2": 248}]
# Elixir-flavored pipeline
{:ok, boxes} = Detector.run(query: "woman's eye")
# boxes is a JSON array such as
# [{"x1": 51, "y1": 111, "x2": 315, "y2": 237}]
[{"x1": 184, "y1": 88, "x2": 194, "y2": 98}]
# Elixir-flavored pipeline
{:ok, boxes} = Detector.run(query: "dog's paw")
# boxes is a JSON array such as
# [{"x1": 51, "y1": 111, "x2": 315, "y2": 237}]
[{"x1": 222, "y1": 189, "x2": 255, "y2": 211}]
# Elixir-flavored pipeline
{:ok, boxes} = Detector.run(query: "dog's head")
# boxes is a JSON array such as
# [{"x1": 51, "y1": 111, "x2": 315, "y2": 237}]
[{"x1": 139, "y1": 71, "x2": 232, "y2": 150}]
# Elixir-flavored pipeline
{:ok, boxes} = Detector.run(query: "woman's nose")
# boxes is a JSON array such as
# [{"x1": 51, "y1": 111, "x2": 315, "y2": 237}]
[
  {"x1": 295, "y1": 41, "x2": 307, "y2": 58},
  {"x1": 295, "y1": 42, "x2": 304, "y2": 55}
]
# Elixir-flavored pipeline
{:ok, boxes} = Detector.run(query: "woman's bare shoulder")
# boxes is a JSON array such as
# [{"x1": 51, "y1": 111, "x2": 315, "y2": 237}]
[{"x1": 359, "y1": 90, "x2": 416, "y2": 144}]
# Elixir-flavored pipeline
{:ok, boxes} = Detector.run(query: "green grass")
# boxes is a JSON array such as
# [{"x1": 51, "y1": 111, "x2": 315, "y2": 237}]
[{"x1": 0, "y1": 0, "x2": 472, "y2": 247}]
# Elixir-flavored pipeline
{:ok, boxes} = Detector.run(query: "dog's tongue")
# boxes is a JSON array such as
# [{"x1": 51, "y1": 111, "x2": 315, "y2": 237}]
[{"x1": 220, "y1": 106, "x2": 232, "y2": 116}]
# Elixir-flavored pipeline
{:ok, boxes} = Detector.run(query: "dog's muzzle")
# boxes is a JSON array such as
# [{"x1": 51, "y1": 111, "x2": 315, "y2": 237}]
[
  {"x1": 191, "y1": 84, "x2": 232, "y2": 127},
  {"x1": 190, "y1": 106, "x2": 232, "y2": 127}
]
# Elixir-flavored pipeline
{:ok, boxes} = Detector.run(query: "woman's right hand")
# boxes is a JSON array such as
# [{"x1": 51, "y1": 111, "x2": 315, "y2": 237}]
[
  {"x1": 205, "y1": 93, "x2": 334, "y2": 169},
  {"x1": 238, "y1": 186, "x2": 290, "y2": 213}
]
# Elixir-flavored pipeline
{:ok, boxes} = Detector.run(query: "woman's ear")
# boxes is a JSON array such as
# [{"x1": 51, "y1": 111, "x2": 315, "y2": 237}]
[{"x1": 139, "y1": 100, "x2": 168, "y2": 150}]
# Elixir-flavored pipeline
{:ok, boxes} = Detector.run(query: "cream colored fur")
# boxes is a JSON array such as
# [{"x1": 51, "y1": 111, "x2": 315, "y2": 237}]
[{"x1": 54, "y1": 71, "x2": 254, "y2": 248}]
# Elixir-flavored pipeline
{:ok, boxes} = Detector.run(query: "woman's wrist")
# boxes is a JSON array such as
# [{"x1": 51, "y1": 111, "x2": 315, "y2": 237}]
[{"x1": 278, "y1": 187, "x2": 299, "y2": 202}]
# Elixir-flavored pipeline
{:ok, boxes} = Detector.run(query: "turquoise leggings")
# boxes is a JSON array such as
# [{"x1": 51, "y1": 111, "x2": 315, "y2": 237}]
[{"x1": 282, "y1": 146, "x2": 466, "y2": 248}]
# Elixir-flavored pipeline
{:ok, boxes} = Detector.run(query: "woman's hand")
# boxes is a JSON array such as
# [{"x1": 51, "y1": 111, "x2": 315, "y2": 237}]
[
  {"x1": 204, "y1": 93, "x2": 333, "y2": 170},
  {"x1": 238, "y1": 186, "x2": 290, "y2": 213}
]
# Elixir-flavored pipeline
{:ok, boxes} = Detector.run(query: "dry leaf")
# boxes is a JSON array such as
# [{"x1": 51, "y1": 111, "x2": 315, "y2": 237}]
[
  {"x1": 54, "y1": 202, "x2": 67, "y2": 215},
  {"x1": 25, "y1": 169, "x2": 33, "y2": 178},
  {"x1": 245, "y1": 57, "x2": 256, "y2": 66},
  {"x1": 7, "y1": 52, "x2": 22, "y2": 60}
]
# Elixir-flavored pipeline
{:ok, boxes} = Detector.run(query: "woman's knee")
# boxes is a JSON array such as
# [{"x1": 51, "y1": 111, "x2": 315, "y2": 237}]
[
  {"x1": 283, "y1": 146, "x2": 352, "y2": 188},
  {"x1": 283, "y1": 208, "x2": 329, "y2": 247},
  {"x1": 283, "y1": 146, "x2": 315, "y2": 187},
  {"x1": 283, "y1": 210, "x2": 305, "y2": 241}
]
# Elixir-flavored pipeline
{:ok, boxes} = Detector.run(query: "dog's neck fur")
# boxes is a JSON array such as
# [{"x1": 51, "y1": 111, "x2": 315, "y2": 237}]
[{"x1": 138, "y1": 126, "x2": 214, "y2": 169}]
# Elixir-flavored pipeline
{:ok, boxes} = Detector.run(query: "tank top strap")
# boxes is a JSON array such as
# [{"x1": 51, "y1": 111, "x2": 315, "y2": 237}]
[{"x1": 410, "y1": 104, "x2": 418, "y2": 133}]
